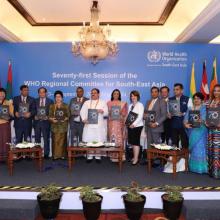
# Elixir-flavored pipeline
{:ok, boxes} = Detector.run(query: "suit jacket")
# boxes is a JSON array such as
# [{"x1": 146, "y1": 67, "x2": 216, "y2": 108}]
[
  {"x1": 69, "y1": 97, "x2": 88, "y2": 126},
  {"x1": 145, "y1": 97, "x2": 167, "y2": 132},
  {"x1": 169, "y1": 95, "x2": 189, "y2": 129},
  {"x1": 34, "y1": 97, "x2": 54, "y2": 127},
  {"x1": 13, "y1": 95, "x2": 36, "y2": 129}
]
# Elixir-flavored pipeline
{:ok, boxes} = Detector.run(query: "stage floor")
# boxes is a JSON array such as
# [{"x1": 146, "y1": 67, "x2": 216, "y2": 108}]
[{"x1": 0, "y1": 157, "x2": 219, "y2": 189}]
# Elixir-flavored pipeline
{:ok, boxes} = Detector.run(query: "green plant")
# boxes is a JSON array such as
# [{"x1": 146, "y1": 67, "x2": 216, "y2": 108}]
[
  {"x1": 163, "y1": 185, "x2": 183, "y2": 202},
  {"x1": 80, "y1": 186, "x2": 101, "y2": 202},
  {"x1": 123, "y1": 181, "x2": 144, "y2": 202},
  {"x1": 39, "y1": 183, "x2": 62, "y2": 201}
]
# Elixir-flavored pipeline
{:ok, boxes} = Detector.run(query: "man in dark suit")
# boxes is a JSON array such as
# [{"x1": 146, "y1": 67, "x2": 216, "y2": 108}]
[
  {"x1": 13, "y1": 85, "x2": 36, "y2": 143},
  {"x1": 160, "y1": 86, "x2": 172, "y2": 145},
  {"x1": 34, "y1": 87, "x2": 53, "y2": 158},
  {"x1": 168, "y1": 83, "x2": 189, "y2": 148},
  {"x1": 144, "y1": 86, "x2": 167, "y2": 146},
  {"x1": 69, "y1": 87, "x2": 88, "y2": 146}
]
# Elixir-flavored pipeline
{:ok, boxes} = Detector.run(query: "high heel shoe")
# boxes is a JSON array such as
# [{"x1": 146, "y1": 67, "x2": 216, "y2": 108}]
[{"x1": 132, "y1": 160, "x2": 139, "y2": 166}]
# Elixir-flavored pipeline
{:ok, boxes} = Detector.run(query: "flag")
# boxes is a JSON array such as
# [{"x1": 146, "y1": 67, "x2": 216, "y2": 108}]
[
  {"x1": 188, "y1": 62, "x2": 196, "y2": 108},
  {"x1": 6, "y1": 61, "x2": 13, "y2": 100},
  {"x1": 200, "y1": 61, "x2": 209, "y2": 100},
  {"x1": 210, "y1": 58, "x2": 218, "y2": 94}
]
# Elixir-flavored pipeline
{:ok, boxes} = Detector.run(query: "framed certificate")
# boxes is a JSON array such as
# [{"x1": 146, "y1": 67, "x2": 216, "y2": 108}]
[
  {"x1": 206, "y1": 107, "x2": 220, "y2": 127},
  {"x1": 19, "y1": 103, "x2": 29, "y2": 117},
  {"x1": 111, "y1": 105, "x2": 121, "y2": 120},
  {"x1": 55, "y1": 109, "x2": 65, "y2": 121},
  {"x1": 125, "y1": 111, "x2": 138, "y2": 127},
  {"x1": 146, "y1": 110, "x2": 156, "y2": 124},
  {"x1": 37, "y1": 106, "x2": 47, "y2": 120},
  {"x1": 0, "y1": 105, "x2": 10, "y2": 120},
  {"x1": 88, "y1": 109, "x2": 98, "y2": 124},
  {"x1": 70, "y1": 102, "x2": 81, "y2": 116},
  {"x1": 188, "y1": 110, "x2": 200, "y2": 128},
  {"x1": 168, "y1": 100, "x2": 180, "y2": 116}
]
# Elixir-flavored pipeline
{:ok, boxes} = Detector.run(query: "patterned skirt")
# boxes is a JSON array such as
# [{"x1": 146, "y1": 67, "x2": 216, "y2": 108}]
[{"x1": 208, "y1": 129, "x2": 220, "y2": 178}]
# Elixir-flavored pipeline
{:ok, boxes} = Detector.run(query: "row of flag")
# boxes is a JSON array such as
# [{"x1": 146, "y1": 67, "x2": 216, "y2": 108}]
[{"x1": 190, "y1": 58, "x2": 218, "y2": 101}]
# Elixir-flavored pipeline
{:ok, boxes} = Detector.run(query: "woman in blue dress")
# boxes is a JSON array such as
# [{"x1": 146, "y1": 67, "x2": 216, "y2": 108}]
[{"x1": 184, "y1": 92, "x2": 208, "y2": 174}]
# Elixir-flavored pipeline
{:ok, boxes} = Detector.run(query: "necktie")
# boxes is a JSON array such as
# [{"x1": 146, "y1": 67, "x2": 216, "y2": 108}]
[
  {"x1": 40, "y1": 98, "x2": 44, "y2": 107},
  {"x1": 23, "y1": 97, "x2": 26, "y2": 103},
  {"x1": 131, "y1": 105, "x2": 134, "y2": 111}
]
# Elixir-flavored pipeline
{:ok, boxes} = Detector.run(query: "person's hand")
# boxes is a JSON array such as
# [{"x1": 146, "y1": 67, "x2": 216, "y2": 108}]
[
  {"x1": 150, "y1": 122, "x2": 157, "y2": 128},
  {"x1": 52, "y1": 118, "x2": 58, "y2": 123},
  {"x1": 167, "y1": 112, "x2": 171, "y2": 119},
  {"x1": 143, "y1": 113, "x2": 147, "y2": 119},
  {"x1": 185, "y1": 123, "x2": 192, "y2": 129},
  {"x1": 98, "y1": 109, "x2": 104, "y2": 114},
  {"x1": 34, "y1": 115, "x2": 39, "y2": 120},
  {"x1": 177, "y1": 112, "x2": 184, "y2": 117},
  {"x1": 24, "y1": 112, "x2": 31, "y2": 118},
  {"x1": 129, "y1": 124, "x2": 135, "y2": 129},
  {"x1": 15, "y1": 112, "x2": 20, "y2": 118},
  {"x1": 83, "y1": 120, "x2": 88, "y2": 124}
]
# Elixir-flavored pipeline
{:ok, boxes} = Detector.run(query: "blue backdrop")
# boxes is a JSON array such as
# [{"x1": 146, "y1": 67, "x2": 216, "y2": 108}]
[{"x1": 0, "y1": 42, "x2": 219, "y2": 105}]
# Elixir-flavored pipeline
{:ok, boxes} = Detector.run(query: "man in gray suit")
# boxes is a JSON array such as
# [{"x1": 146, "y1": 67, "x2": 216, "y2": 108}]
[
  {"x1": 144, "y1": 86, "x2": 167, "y2": 147},
  {"x1": 69, "y1": 87, "x2": 88, "y2": 146}
]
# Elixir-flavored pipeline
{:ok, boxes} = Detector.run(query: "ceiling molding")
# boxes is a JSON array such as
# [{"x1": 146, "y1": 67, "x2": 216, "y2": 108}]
[
  {"x1": 7, "y1": 0, "x2": 178, "y2": 26},
  {"x1": 175, "y1": 0, "x2": 220, "y2": 43},
  {"x1": 0, "y1": 24, "x2": 21, "y2": 42}
]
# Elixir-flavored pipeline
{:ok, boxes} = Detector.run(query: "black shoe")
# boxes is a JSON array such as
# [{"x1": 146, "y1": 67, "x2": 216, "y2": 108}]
[
  {"x1": 152, "y1": 163, "x2": 160, "y2": 168},
  {"x1": 86, "y1": 159, "x2": 93, "y2": 163},
  {"x1": 25, "y1": 157, "x2": 32, "y2": 161},
  {"x1": 44, "y1": 155, "x2": 50, "y2": 160},
  {"x1": 132, "y1": 160, "x2": 139, "y2": 166},
  {"x1": 95, "y1": 159, "x2": 101, "y2": 164}
]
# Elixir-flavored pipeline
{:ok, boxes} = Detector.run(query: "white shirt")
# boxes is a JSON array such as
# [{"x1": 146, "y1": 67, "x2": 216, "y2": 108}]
[{"x1": 128, "y1": 101, "x2": 144, "y2": 127}]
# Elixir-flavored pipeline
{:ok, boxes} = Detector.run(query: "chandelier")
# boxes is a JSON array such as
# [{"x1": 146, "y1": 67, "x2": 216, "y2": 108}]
[{"x1": 72, "y1": 1, "x2": 118, "y2": 64}]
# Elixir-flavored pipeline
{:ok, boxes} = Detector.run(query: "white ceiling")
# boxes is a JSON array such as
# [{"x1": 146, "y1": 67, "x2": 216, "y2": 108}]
[
  {"x1": 19, "y1": 0, "x2": 169, "y2": 23},
  {"x1": 1, "y1": 0, "x2": 220, "y2": 43}
]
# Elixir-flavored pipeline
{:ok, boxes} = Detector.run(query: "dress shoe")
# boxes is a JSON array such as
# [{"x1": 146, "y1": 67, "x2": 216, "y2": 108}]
[
  {"x1": 132, "y1": 160, "x2": 139, "y2": 166},
  {"x1": 95, "y1": 159, "x2": 101, "y2": 164},
  {"x1": 44, "y1": 155, "x2": 50, "y2": 160},
  {"x1": 86, "y1": 159, "x2": 93, "y2": 163}
]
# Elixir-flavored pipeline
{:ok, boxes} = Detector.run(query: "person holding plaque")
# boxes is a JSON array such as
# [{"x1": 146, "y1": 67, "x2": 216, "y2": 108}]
[
  {"x1": 207, "y1": 84, "x2": 220, "y2": 178},
  {"x1": 144, "y1": 87, "x2": 167, "y2": 147},
  {"x1": 13, "y1": 85, "x2": 36, "y2": 143},
  {"x1": 0, "y1": 88, "x2": 14, "y2": 161},
  {"x1": 69, "y1": 87, "x2": 88, "y2": 146},
  {"x1": 127, "y1": 90, "x2": 144, "y2": 165},
  {"x1": 184, "y1": 92, "x2": 208, "y2": 174},
  {"x1": 107, "y1": 89, "x2": 128, "y2": 162},
  {"x1": 80, "y1": 88, "x2": 108, "y2": 162},
  {"x1": 160, "y1": 86, "x2": 172, "y2": 144},
  {"x1": 168, "y1": 83, "x2": 189, "y2": 148},
  {"x1": 34, "y1": 87, "x2": 53, "y2": 159},
  {"x1": 49, "y1": 90, "x2": 69, "y2": 160}
]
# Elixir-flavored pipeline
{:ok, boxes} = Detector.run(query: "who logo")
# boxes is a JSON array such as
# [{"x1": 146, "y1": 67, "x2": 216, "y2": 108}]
[{"x1": 147, "y1": 50, "x2": 161, "y2": 63}]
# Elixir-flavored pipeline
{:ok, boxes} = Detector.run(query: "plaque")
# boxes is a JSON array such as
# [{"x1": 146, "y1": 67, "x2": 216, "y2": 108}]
[
  {"x1": 206, "y1": 107, "x2": 220, "y2": 127},
  {"x1": 19, "y1": 103, "x2": 29, "y2": 117},
  {"x1": 55, "y1": 109, "x2": 65, "y2": 121},
  {"x1": 188, "y1": 110, "x2": 200, "y2": 128},
  {"x1": 168, "y1": 100, "x2": 180, "y2": 116},
  {"x1": 111, "y1": 105, "x2": 121, "y2": 120},
  {"x1": 125, "y1": 111, "x2": 138, "y2": 127},
  {"x1": 146, "y1": 110, "x2": 156, "y2": 124},
  {"x1": 70, "y1": 102, "x2": 81, "y2": 116},
  {"x1": 88, "y1": 109, "x2": 98, "y2": 124},
  {"x1": 37, "y1": 106, "x2": 47, "y2": 120},
  {"x1": 0, "y1": 105, "x2": 10, "y2": 120}
]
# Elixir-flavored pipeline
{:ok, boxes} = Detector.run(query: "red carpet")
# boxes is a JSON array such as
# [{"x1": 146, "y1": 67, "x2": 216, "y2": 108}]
[{"x1": 36, "y1": 213, "x2": 185, "y2": 220}]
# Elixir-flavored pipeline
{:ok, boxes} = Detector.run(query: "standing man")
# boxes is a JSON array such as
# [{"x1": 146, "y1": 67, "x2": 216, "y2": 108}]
[
  {"x1": 80, "y1": 88, "x2": 108, "y2": 163},
  {"x1": 13, "y1": 85, "x2": 36, "y2": 143},
  {"x1": 169, "y1": 83, "x2": 189, "y2": 148},
  {"x1": 34, "y1": 87, "x2": 53, "y2": 159},
  {"x1": 160, "y1": 86, "x2": 172, "y2": 145},
  {"x1": 144, "y1": 86, "x2": 167, "y2": 146},
  {"x1": 69, "y1": 87, "x2": 88, "y2": 146}
]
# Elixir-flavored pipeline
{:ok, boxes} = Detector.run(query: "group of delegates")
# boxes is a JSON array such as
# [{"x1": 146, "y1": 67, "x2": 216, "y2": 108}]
[{"x1": 0, "y1": 83, "x2": 220, "y2": 179}]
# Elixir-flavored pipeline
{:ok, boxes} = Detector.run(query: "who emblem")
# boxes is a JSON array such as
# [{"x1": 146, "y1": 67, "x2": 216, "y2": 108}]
[{"x1": 147, "y1": 50, "x2": 161, "y2": 63}]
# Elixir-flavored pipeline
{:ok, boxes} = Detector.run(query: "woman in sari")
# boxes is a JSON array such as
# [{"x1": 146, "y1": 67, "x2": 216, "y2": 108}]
[
  {"x1": 184, "y1": 92, "x2": 208, "y2": 174},
  {"x1": 107, "y1": 89, "x2": 128, "y2": 162},
  {"x1": 49, "y1": 90, "x2": 69, "y2": 160},
  {"x1": 0, "y1": 88, "x2": 14, "y2": 161},
  {"x1": 207, "y1": 84, "x2": 220, "y2": 178}
]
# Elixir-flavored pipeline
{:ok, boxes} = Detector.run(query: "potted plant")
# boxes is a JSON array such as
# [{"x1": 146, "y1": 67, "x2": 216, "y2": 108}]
[
  {"x1": 80, "y1": 186, "x2": 103, "y2": 220},
  {"x1": 37, "y1": 183, "x2": 62, "y2": 219},
  {"x1": 161, "y1": 185, "x2": 184, "y2": 220},
  {"x1": 122, "y1": 181, "x2": 146, "y2": 220}
]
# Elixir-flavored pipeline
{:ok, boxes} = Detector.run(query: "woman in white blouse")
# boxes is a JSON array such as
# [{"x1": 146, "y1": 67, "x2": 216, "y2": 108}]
[{"x1": 127, "y1": 90, "x2": 144, "y2": 165}]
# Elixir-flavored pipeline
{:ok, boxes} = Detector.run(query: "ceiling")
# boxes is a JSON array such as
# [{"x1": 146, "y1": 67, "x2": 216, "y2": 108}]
[{"x1": 0, "y1": 0, "x2": 220, "y2": 43}]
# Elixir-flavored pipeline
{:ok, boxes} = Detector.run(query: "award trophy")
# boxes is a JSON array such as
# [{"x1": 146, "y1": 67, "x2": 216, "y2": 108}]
[
  {"x1": 111, "y1": 106, "x2": 121, "y2": 120},
  {"x1": 0, "y1": 105, "x2": 10, "y2": 120},
  {"x1": 88, "y1": 109, "x2": 98, "y2": 124},
  {"x1": 188, "y1": 110, "x2": 201, "y2": 128}
]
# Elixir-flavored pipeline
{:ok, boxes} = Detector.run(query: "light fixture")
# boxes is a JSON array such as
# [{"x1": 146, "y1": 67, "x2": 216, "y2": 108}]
[{"x1": 72, "y1": 1, "x2": 118, "y2": 64}]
